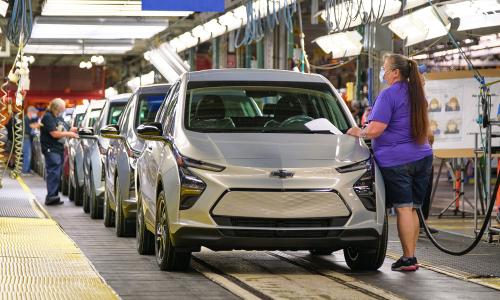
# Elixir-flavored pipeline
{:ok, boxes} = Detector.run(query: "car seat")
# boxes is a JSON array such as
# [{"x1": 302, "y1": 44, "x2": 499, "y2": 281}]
[{"x1": 192, "y1": 95, "x2": 234, "y2": 129}]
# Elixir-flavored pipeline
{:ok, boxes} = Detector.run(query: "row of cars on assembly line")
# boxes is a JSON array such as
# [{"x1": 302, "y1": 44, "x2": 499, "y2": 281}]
[{"x1": 62, "y1": 69, "x2": 388, "y2": 272}]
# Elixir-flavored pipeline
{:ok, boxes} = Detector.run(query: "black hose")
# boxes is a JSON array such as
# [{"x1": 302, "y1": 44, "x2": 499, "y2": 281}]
[{"x1": 418, "y1": 167, "x2": 500, "y2": 256}]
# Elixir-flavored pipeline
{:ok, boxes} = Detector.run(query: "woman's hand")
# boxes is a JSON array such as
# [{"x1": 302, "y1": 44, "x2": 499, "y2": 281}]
[{"x1": 347, "y1": 127, "x2": 362, "y2": 137}]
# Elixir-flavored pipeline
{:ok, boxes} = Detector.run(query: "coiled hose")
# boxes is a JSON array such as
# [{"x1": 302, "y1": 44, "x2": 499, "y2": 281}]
[
  {"x1": 10, "y1": 108, "x2": 24, "y2": 179},
  {"x1": 0, "y1": 83, "x2": 9, "y2": 188},
  {"x1": 418, "y1": 168, "x2": 500, "y2": 255}
]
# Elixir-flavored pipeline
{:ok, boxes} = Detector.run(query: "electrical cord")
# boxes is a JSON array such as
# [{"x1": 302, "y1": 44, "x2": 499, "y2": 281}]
[{"x1": 418, "y1": 163, "x2": 499, "y2": 255}]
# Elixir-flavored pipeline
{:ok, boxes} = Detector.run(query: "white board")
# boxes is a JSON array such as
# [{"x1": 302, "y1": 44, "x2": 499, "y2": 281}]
[{"x1": 425, "y1": 76, "x2": 500, "y2": 150}]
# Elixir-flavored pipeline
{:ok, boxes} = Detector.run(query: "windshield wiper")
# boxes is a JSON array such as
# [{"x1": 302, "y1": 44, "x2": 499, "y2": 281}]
[{"x1": 261, "y1": 129, "x2": 334, "y2": 134}]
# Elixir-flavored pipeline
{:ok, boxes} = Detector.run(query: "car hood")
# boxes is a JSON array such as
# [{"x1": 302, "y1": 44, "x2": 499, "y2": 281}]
[{"x1": 177, "y1": 132, "x2": 370, "y2": 168}]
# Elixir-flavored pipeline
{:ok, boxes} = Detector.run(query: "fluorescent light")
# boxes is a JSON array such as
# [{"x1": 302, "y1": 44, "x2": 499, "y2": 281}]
[
  {"x1": 444, "y1": 0, "x2": 500, "y2": 31},
  {"x1": 24, "y1": 43, "x2": 133, "y2": 55},
  {"x1": 313, "y1": 30, "x2": 363, "y2": 59},
  {"x1": 388, "y1": 6, "x2": 450, "y2": 46},
  {"x1": 192, "y1": 25, "x2": 212, "y2": 44},
  {"x1": 176, "y1": 32, "x2": 199, "y2": 52},
  {"x1": 42, "y1": 0, "x2": 193, "y2": 17},
  {"x1": 218, "y1": 11, "x2": 245, "y2": 32},
  {"x1": 127, "y1": 71, "x2": 155, "y2": 91},
  {"x1": 404, "y1": 0, "x2": 428, "y2": 11},
  {"x1": 204, "y1": 19, "x2": 227, "y2": 39},
  {"x1": 31, "y1": 17, "x2": 168, "y2": 40},
  {"x1": 0, "y1": 0, "x2": 8, "y2": 17}
]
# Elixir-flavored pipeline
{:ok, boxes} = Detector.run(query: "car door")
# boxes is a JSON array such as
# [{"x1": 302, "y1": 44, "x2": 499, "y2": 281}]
[
  {"x1": 144, "y1": 82, "x2": 181, "y2": 224},
  {"x1": 107, "y1": 94, "x2": 135, "y2": 206}
]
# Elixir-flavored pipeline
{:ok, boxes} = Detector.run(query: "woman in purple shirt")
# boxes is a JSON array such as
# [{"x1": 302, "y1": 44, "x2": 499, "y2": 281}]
[{"x1": 347, "y1": 53, "x2": 433, "y2": 272}]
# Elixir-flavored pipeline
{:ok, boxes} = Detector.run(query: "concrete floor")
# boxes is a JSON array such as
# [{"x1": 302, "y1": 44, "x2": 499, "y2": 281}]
[{"x1": 17, "y1": 174, "x2": 500, "y2": 300}]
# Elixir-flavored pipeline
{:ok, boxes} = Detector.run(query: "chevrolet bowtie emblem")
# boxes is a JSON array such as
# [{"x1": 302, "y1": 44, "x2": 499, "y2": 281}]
[{"x1": 270, "y1": 169, "x2": 295, "y2": 179}]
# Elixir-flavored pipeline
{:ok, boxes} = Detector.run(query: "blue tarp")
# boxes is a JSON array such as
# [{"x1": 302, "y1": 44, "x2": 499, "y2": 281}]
[{"x1": 142, "y1": 0, "x2": 225, "y2": 12}]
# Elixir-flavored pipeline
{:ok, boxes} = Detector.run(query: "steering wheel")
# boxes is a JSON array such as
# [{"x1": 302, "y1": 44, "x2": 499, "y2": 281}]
[{"x1": 279, "y1": 115, "x2": 314, "y2": 128}]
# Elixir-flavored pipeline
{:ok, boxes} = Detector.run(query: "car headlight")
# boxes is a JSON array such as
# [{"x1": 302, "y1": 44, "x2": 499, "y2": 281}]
[
  {"x1": 336, "y1": 158, "x2": 376, "y2": 212},
  {"x1": 178, "y1": 167, "x2": 206, "y2": 210}
]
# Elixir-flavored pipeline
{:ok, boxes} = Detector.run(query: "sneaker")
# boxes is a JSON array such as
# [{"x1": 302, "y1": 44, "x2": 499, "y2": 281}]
[
  {"x1": 21, "y1": 172, "x2": 34, "y2": 177},
  {"x1": 391, "y1": 256, "x2": 418, "y2": 272},
  {"x1": 45, "y1": 196, "x2": 63, "y2": 206}
]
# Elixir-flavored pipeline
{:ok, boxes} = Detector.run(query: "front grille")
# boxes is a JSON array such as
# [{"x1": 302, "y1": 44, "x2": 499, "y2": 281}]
[{"x1": 212, "y1": 216, "x2": 349, "y2": 228}]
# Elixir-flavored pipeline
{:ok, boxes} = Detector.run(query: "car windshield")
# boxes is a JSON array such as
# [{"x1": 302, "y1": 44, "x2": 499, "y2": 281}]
[
  {"x1": 136, "y1": 93, "x2": 165, "y2": 126},
  {"x1": 108, "y1": 103, "x2": 126, "y2": 125},
  {"x1": 185, "y1": 83, "x2": 350, "y2": 133}
]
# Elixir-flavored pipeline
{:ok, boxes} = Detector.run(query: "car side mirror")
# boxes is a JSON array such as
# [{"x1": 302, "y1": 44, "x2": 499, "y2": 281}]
[
  {"x1": 137, "y1": 122, "x2": 171, "y2": 144},
  {"x1": 100, "y1": 124, "x2": 123, "y2": 139},
  {"x1": 78, "y1": 127, "x2": 96, "y2": 139}
]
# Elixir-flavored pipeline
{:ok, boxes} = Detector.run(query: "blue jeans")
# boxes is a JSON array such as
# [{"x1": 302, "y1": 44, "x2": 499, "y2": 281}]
[
  {"x1": 379, "y1": 155, "x2": 433, "y2": 209},
  {"x1": 22, "y1": 137, "x2": 32, "y2": 174},
  {"x1": 44, "y1": 151, "x2": 63, "y2": 200}
]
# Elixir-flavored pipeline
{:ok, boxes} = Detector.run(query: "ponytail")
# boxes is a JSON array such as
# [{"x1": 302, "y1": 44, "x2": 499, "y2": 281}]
[{"x1": 407, "y1": 60, "x2": 429, "y2": 145}]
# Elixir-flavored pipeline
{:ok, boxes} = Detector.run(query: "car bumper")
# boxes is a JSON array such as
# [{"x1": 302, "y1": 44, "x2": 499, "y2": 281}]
[{"x1": 170, "y1": 226, "x2": 380, "y2": 252}]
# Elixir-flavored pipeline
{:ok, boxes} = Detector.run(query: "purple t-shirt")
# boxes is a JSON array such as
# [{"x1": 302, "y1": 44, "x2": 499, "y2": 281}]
[{"x1": 368, "y1": 81, "x2": 432, "y2": 168}]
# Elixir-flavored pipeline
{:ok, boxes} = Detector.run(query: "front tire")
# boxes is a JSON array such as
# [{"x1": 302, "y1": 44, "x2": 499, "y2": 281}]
[
  {"x1": 137, "y1": 192, "x2": 154, "y2": 255},
  {"x1": 89, "y1": 171, "x2": 102, "y2": 219},
  {"x1": 115, "y1": 179, "x2": 134, "y2": 237},
  {"x1": 103, "y1": 180, "x2": 115, "y2": 227},
  {"x1": 343, "y1": 214, "x2": 388, "y2": 271},
  {"x1": 68, "y1": 178, "x2": 75, "y2": 201},
  {"x1": 83, "y1": 179, "x2": 90, "y2": 213},
  {"x1": 74, "y1": 163, "x2": 83, "y2": 206},
  {"x1": 61, "y1": 173, "x2": 69, "y2": 196},
  {"x1": 155, "y1": 190, "x2": 191, "y2": 271}
]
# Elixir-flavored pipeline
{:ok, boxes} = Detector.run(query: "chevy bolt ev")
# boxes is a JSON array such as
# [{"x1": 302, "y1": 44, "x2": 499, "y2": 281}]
[
  {"x1": 79, "y1": 95, "x2": 129, "y2": 219},
  {"x1": 100, "y1": 84, "x2": 170, "y2": 237},
  {"x1": 67, "y1": 104, "x2": 88, "y2": 204},
  {"x1": 79, "y1": 100, "x2": 106, "y2": 214},
  {"x1": 135, "y1": 69, "x2": 387, "y2": 271}
]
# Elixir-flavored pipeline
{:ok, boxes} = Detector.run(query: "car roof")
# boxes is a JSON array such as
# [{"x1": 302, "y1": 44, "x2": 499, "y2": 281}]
[
  {"x1": 88, "y1": 99, "x2": 106, "y2": 109},
  {"x1": 136, "y1": 83, "x2": 171, "y2": 95},
  {"x1": 187, "y1": 69, "x2": 328, "y2": 84},
  {"x1": 74, "y1": 104, "x2": 88, "y2": 114},
  {"x1": 108, "y1": 93, "x2": 132, "y2": 103}
]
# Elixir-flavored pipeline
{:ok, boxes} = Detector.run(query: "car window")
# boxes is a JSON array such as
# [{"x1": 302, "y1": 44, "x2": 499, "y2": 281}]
[
  {"x1": 136, "y1": 93, "x2": 166, "y2": 127},
  {"x1": 185, "y1": 82, "x2": 350, "y2": 133},
  {"x1": 108, "y1": 103, "x2": 126, "y2": 125},
  {"x1": 156, "y1": 85, "x2": 177, "y2": 123},
  {"x1": 73, "y1": 113, "x2": 85, "y2": 127},
  {"x1": 161, "y1": 82, "x2": 180, "y2": 126},
  {"x1": 88, "y1": 108, "x2": 102, "y2": 128},
  {"x1": 119, "y1": 94, "x2": 136, "y2": 132}
]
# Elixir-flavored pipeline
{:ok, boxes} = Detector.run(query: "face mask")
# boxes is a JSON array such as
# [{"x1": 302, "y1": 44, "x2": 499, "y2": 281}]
[{"x1": 379, "y1": 67, "x2": 386, "y2": 84}]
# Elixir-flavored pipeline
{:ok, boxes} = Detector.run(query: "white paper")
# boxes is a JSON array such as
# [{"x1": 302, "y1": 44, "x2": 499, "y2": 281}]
[{"x1": 305, "y1": 118, "x2": 343, "y2": 134}]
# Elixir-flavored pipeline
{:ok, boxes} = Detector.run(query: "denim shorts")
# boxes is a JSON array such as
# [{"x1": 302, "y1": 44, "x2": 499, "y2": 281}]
[{"x1": 379, "y1": 155, "x2": 433, "y2": 209}]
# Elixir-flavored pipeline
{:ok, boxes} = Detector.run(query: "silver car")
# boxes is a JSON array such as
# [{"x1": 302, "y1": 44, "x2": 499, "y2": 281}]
[
  {"x1": 100, "y1": 84, "x2": 170, "y2": 237},
  {"x1": 79, "y1": 95, "x2": 129, "y2": 219},
  {"x1": 67, "y1": 104, "x2": 88, "y2": 205},
  {"x1": 135, "y1": 69, "x2": 387, "y2": 272}
]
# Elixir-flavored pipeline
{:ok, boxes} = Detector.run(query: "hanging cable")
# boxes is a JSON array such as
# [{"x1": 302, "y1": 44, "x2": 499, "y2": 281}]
[
  {"x1": 235, "y1": 0, "x2": 297, "y2": 48},
  {"x1": 4, "y1": 0, "x2": 33, "y2": 47}
]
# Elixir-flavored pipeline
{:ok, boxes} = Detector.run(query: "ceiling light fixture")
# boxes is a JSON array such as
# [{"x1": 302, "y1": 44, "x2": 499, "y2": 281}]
[
  {"x1": 31, "y1": 17, "x2": 169, "y2": 40},
  {"x1": 388, "y1": 6, "x2": 450, "y2": 46},
  {"x1": 42, "y1": 0, "x2": 193, "y2": 17},
  {"x1": 313, "y1": 30, "x2": 363, "y2": 59}
]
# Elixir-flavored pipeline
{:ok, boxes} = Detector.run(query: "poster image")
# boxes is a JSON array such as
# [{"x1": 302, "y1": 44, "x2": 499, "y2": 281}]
[
  {"x1": 445, "y1": 97, "x2": 461, "y2": 112},
  {"x1": 428, "y1": 98, "x2": 442, "y2": 112}
]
